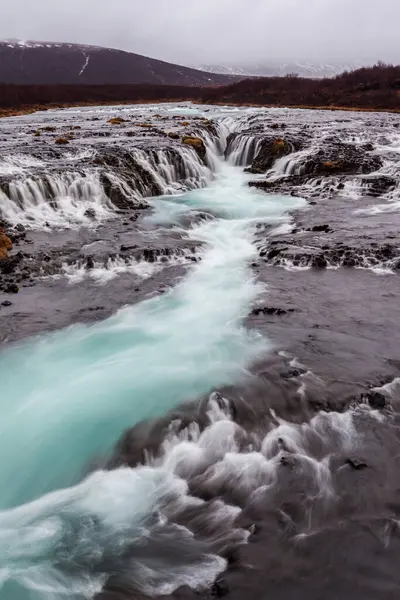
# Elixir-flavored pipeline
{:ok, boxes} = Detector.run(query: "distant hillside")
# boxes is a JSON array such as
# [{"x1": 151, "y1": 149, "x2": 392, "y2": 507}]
[
  {"x1": 195, "y1": 61, "x2": 367, "y2": 79},
  {"x1": 202, "y1": 64, "x2": 400, "y2": 111},
  {"x1": 0, "y1": 40, "x2": 235, "y2": 86},
  {"x1": 1, "y1": 65, "x2": 399, "y2": 117}
]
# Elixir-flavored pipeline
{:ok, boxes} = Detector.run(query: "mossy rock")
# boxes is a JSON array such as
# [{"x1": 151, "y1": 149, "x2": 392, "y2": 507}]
[
  {"x1": 34, "y1": 131, "x2": 41, "y2": 137},
  {"x1": 168, "y1": 132, "x2": 179, "y2": 139},
  {"x1": 0, "y1": 230, "x2": 12, "y2": 260},
  {"x1": 322, "y1": 160, "x2": 342, "y2": 170},
  {"x1": 136, "y1": 123, "x2": 153, "y2": 128},
  {"x1": 182, "y1": 136, "x2": 206, "y2": 161},
  {"x1": 108, "y1": 117, "x2": 127, "y2": 125},
  {"x1": 55, "y1": 137, "x2": 70, "y2": 145},
  {"x1": 41, "y1": 126, "x2": 57, "y2": 132}
]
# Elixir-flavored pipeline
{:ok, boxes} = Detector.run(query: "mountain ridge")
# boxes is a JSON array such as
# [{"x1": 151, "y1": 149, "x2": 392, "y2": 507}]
[{"x1": 0, "y1": 40, "x2": 237, "y2": 86}]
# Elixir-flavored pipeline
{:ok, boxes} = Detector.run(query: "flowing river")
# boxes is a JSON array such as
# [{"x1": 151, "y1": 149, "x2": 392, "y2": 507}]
[
  {"x1": 1, "y1": 103, "x2": 400, "y2": 600},
  {"x1": 0, "y1": 137, "x2": 305, "y2": 598}
]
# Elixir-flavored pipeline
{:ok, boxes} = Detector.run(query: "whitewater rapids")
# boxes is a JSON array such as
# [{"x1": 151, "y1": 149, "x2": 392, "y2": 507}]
[{"x1": 0, "y1": 151, "x2": 305, "y2": 599}]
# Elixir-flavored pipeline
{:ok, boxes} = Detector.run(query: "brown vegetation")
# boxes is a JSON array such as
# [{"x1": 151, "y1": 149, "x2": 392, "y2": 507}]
[
  {"x1": 0, "y1": 228, "x2": 12, "y2": 260},
  {"x1": 201, "y1": 63, "x2": 400, "y2": 111},
  {"x1": 0, "y1": 65, "x2": 399, "y2": 118}
]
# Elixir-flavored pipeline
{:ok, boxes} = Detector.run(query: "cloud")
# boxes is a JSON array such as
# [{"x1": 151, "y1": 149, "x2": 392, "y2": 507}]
[{"x1": 1, "y1": 0, "x2": 399, "y2": 65}]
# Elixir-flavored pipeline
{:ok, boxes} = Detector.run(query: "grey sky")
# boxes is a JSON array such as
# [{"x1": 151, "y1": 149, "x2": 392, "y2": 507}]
[{"x1": 2, "y1": 0, "x2": 399, "y2": 65}]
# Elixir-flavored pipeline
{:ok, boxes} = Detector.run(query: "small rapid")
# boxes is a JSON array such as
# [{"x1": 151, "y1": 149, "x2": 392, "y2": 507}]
[{"x1": 0, "y1": 120, "x2": 305, "y2": 599}]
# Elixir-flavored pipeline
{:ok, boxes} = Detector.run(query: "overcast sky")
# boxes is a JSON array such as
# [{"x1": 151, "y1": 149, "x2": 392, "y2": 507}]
[{"x1": 1, "y1": 0, "x2": 399, "y2": 66}]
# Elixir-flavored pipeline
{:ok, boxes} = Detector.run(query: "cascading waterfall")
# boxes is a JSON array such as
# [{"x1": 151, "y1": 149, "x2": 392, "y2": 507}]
[
  {"x1": 226, "y1": 134, "x2": 262, "y2": 167},
  {"x1": 0, "y1": 114, "x2": 306, "y2": 599},
  {"x1": 0, "y1": 143, "x2": 215, "y2": 229}
]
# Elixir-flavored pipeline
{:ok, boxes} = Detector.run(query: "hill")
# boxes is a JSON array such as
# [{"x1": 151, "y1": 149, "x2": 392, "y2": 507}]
[
  {"x1": 0, "y1": 40, "x2": 234, "y2": 87},
  {"x1": 0, "y1": 64, "x2": 399, "y2": 117},
  {"x1": 202, "y1": 64, "x2": 400, "y2": 111}
]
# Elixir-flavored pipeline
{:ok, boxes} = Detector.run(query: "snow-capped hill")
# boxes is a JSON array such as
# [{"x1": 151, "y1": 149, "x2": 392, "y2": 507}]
[{"x1": 0, "y1": 40, "x2": 236, "y2": 86}]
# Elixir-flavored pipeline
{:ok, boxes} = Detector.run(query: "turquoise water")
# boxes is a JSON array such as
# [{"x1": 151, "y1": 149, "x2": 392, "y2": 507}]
[{"x1": 0, "y1": 160, "x2": 305, "y2": 598}]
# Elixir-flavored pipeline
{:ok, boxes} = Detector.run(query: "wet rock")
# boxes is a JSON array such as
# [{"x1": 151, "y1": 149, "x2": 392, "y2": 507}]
[
  {"x1": 4, "y1": 283, "x2": 19, "y2": 294},
  {"x1": 311, "y1": 255, "x2": 327, "y2": 269},
  {"x1": 0, "y1": 228, "x2": 12, "y2": 260},
  {"x1": 107, "y1": 117, "x2": 127, "y2": 125},
  {"x1": 362, "y1": 175, "x2": 397, "y2": 197},
  {"x1": 84, "y1": 208, "x2": 96, "y2": 219},
  {"x1": 366, "y1": 390, "x2": 387, "y2": 409},
  {"x1": 302, "y1": 140, "x2": 382, "y2": 176},
  {"x1": 182, "y1": 136, "x2": 206, "y2": 161},
  {"x1": 86, "y1": 257, "x2": 95, "y2": 270},
  {"x1": 252, "y1": 306, "x2": 289, "y2": 316},
  {"x1": 248, "y1": 137, "x2": 298, "y2": 173},
  {"x1": 54, "y1": 137, "x2": 70, "y2": 145},
  {"x1": 346, "y1": 458, "x2": 368, "y2": 470},
  {"x1": 211, "y1": 578, "x2": 229, "y2": 597},
  {"x1": 307, "y1": 224, "x2": 331, "y2": 233},
  {"x1": 280, "y1": 367, "x2": 307, "y2": 380}
]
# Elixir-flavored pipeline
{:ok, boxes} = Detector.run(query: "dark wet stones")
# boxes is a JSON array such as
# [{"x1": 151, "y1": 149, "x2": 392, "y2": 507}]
[
  {"x1": 247, "y1": 136, "x2": 300, "y2": 174},
  {"x1": 1, "y1": 300, "x2": 12, "y2": 306},
  {"x1": 84, "y1": 208, "x2": 96, "y2": 219},
  {"x1": 311, "y1": 256, "x2": 328, "y2": 269},
  {"x1": 307, "y1": 224, "x2": 331, "y2": 233},
  {"x1": 4, "y1": 283, "x2": 19, "y2": 294},
  {"x1": 365, "y1": 390, "x2": 387, "y2": 410},
  {"x1": 280, "y1": 367, "x2": 307, "y2": 380},
  {"x1": 260, "y1": 240, "x2": 400, "y2": 272},
  {"x1": 211, "y1": 578, "x2": 229, "y2": 597},
  {"x1": 86, "y1": 257, "x2": 95, "y2": 270},
  {"x1": 251, "y1": 306, "x2": 296, "y2": 316},
  {"x1": 346, "y1": 458, "x2": 368, "y2": 470}
]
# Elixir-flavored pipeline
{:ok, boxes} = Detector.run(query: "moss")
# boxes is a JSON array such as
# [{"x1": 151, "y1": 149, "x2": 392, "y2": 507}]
[
  {"x1": 34, "y1": 131, "x2": 41, "y2": 137},
  {"x1": 182, "y1": 136, "x2": 204, "y2": 149},
  {"x1": 322, "y1": 160, "x2": 342, "y2": 169},
  {"x1": 0, "y1": 229, "x2": 12, "y2": 260},
  {"x1": 272, "y1": 138, "x2": 286, "y2": 151},
  {"x1": 108, "y1": 117, "x2": 127, "y2": 125}
]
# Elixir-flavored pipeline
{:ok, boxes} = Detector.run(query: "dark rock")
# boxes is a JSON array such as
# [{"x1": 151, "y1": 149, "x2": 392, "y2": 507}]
[
  {"x1": 342, "y1": 256, "x2": 356, "y2": 268},
  {"x1": 248, "y1": 136, "x2": 299, "y2": 173},
  {"x1": 346, "y1": 458, "x2": 368, "y2": 470},
  {"x1": 120, "y1": 244, "x2": 138, "y2": 252},
  {"x1": 308, "y1": 224, "x2": 331, "y2": 233},
  {"x1": 280, "y1": 367, "x2": 307, "y2": 380},
  {"x1": 1, "y1": 300, "x2": 12, "y2": 306},
  {"x1": 86, "y1": 257, "x2": 95, "y2": 270},
  {"x1": 366, "y1": 391, "x2": 387, "y2": 410},
  {"x1": 84, "y1": 208, "x2": 96, "y2": 219},
  {"x1": 211, "y1": 578, "x2": 229, "y2": 597},
  {"x1": 311, "y1": 255, "x2": 327, "y2": 269},
  {"x1": 4, "y1": 283, "x2": 19, "y2": 294}
]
